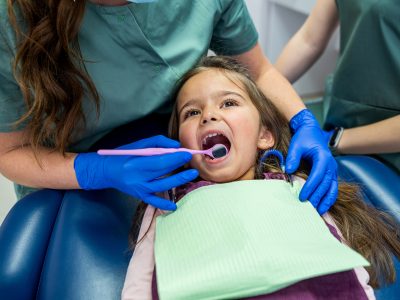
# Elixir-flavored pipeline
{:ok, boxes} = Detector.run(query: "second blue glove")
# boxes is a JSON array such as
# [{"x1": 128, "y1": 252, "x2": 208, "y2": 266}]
[{"x1": 286, "y1": 109, "x2": 338, "y2": 215}]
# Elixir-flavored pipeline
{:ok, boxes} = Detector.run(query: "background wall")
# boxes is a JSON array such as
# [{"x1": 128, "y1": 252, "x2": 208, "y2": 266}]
[
  {"x1": 248, "y1": 0, "x2": 339, "y2": 98},
  {"x1": 0, "y1": 174, "x2": 16, "y2": 224},
  {"x1": 0, "y1": 0, "x2": 339, "y2": 224}
]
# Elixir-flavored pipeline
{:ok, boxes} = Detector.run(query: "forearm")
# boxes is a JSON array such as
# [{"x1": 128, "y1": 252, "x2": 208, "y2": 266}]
[
  {"x1": 0, "y1": 146, "x2": 79, "y2": 189},
  {"x1": 256, "y1": 64, "x2": 306, "y2": 120},
  {"x1": 275, "y1": 0, "x2": 339, "y2": 83},
  {"x1": 338, "y1": 116, "x2": 400, "y2": 154},
  {"x1": 275, "y1": 30, "x2": 324, "y2": 83}
]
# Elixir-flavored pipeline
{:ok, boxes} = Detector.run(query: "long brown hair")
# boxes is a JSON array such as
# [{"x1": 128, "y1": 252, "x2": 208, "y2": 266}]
[
  {"x1": 7, "y1": 0, "x2": 99, "y2": 153},
  {"x1": 132, "y1": 56, "x2": 400, "y2": 288}
]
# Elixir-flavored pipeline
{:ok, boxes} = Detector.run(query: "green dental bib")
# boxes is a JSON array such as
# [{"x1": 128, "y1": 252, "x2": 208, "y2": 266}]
[{"x1": 154, "y1": 180, "x2": 369, "y2": 300}]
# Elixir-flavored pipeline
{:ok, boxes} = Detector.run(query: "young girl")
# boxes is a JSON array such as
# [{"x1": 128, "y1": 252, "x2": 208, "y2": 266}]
[{"x1": 122, "y1": 56, "x2": 400, "y2": 299}]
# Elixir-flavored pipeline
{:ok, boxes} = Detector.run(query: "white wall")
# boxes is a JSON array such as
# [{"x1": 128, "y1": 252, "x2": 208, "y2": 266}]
[
  {"x1": 246, "y1": 0, "x2": 339, "y2": 98},
  {"x1": 0, "y1": 174, "x2": 17, "y2": 224}
]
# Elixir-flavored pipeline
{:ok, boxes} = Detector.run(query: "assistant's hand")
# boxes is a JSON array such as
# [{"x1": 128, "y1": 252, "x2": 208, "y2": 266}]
[
  {"x1": 322, "y1": 129, "x2": 334, "y2": 145},
  {"x1": 286, "y1": 109, "x2": 338, "y2": 215},
  {"x1": 74, "y1": 135, "x2": 198, "y2": 211}
]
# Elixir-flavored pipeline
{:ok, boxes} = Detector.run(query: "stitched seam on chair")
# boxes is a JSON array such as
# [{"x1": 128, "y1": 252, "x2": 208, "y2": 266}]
[{"x1": 35, "y1": 190, "x2": 66, "y2": 299}]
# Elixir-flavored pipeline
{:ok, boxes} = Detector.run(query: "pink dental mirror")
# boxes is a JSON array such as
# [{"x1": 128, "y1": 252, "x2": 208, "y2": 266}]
[{"x1": 97, "y1": 144, "x2": 228, "y2": 159}]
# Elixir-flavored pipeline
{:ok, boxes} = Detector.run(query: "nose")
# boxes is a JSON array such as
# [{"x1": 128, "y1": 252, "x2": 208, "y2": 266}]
[{"x1": 201, "y1": 110, "x2": 219, "y2": 124}]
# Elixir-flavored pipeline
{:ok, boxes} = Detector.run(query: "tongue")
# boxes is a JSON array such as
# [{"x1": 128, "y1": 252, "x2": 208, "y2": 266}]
[{"x1": 204, "y1": 135, "x2": 231, "y2": 151}]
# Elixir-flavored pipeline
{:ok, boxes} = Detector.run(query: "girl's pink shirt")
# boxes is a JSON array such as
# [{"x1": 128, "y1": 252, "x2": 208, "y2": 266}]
[{"x1": 122, "y1": 205, "x2": 160, "y2": 300}]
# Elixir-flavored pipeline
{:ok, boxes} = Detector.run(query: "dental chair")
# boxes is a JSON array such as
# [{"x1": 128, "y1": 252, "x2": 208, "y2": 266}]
[{"x1": 0, "y1": 155, "x2": 399, "y2": 300}]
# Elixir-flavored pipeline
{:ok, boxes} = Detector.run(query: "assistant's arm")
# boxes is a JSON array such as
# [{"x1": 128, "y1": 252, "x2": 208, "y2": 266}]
[
  {"x1": 0, "y1": 130, "x2": 79, "y2": 189},
  {"x1": 337, "y1": 115, "x2": 400, "y2": 154},
  {"x1": 275, "y1": 0, "x2": 339, "y2": 83}
]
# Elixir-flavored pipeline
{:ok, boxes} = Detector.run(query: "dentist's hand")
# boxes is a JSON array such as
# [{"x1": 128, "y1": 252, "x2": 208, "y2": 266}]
[
  {"x1": 286, "y1": 109, "x2": 338, "y2": 215},
  {"x1": 74, "y1": 135, "x2": 198, "y2": 211}
]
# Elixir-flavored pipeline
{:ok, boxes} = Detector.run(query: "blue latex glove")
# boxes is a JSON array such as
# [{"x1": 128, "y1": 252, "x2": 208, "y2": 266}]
[
  {"x1": 74, "y1": 135, "x2": 198, "y2": 211},
  {"x1": 286, "y1": 109, "x2": 338, "y2": 215}
]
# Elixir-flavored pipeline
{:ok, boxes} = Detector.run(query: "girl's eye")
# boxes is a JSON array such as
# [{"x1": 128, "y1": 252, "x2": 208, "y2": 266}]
[
  {"x1": 183, "y1": 109, "x2": 201, "y2": 119},
  {"x1": 222, "y1": 99, "x2": 239, "y2": 108}
]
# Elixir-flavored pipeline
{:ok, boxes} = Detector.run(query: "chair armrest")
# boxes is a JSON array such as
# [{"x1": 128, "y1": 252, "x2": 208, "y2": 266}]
[
  {"x1": 37, "y1": 189, "x2": 138, "y2": 299},
  {"x1": 0, "y1": 188, "x2": 138, "y2": 300},
  {"x1": 0, "y1": 189, "x2": 64, "y2": 299}
]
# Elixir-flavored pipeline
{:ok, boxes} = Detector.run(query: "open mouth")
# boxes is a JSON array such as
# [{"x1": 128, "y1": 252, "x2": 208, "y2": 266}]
[{"x1": 202, "y1": 132, "x2": 231, "y2": 159}]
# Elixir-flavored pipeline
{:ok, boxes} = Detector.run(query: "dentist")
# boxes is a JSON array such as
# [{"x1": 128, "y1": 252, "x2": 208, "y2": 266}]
[{"x1": 0, "y1": 0, "x2": 337, "y2": 213}]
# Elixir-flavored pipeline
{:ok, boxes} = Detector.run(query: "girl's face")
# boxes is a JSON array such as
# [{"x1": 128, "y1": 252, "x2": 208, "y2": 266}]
[{"x1": 176, "y1": 69, "x2": 274, "y2": 182}]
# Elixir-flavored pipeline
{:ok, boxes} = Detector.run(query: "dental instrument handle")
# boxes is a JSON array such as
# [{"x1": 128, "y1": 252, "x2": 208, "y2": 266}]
[
  {"x1": 97, "y1": 148, "x2": 204, "y2": 156},
  {"x1": 97, "y1": 144, "x2": 228, "y2": 159}
]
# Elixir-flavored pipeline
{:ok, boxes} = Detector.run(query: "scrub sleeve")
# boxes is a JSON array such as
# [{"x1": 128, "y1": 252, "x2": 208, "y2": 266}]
[
  {"x1": 323, "y1": 0, "x2": 400, "y2": 173},
  {"x1": 0, "y1": 0, "x2": 259, "y2": 198}
]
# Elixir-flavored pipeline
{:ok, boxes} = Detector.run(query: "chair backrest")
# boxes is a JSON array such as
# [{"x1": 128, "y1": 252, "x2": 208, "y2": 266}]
[
  {"x1": 0, "y1": 155, "x2": 399, "y2": 300},
  {"x1": 336, "y1": 155, "x2": 400, "y2": 223},
  {"x1": 336, "y1": 155, "x2": 400, "y2": 299}
]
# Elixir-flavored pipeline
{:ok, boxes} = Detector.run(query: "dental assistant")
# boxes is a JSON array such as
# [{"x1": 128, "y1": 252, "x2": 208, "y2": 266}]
[
  {"x1": 276, "y1": 0, "x2": 400, "y2": 173},
  {"x1": 0, "y1": 0, "x2": 337, "y2": 213}
]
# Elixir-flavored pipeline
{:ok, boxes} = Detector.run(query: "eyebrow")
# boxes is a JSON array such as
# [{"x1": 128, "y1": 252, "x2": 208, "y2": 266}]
[
  {"x1": 178, "y1": 99, "x2": 198, "y2": 117},
  {"x1": 178, "y1": 91, "x2": 246, "y2": 116}
]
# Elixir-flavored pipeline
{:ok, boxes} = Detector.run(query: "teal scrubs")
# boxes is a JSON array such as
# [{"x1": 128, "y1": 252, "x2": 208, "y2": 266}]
[
  {"x1": 0, "y1": 0, "x2": 259, "y2": 198},
  {"x1": 323, "y1": 0, "x2": 400, "y2": 173}
]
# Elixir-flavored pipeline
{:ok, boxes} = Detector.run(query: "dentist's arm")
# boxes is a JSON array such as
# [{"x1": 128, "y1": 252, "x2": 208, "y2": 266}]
[
  {"x1": 234, "y1": 44, "x2": 338, "y2": 215},
  {"x1": 0, "y1": 131, "x2": 198, "y2": 210},
  {"x1": 275, "y1": 0, "x2": 339, "y2": 83},
  {"x1": 0, "y1": 130, "x2": 79, "y2": 189}
]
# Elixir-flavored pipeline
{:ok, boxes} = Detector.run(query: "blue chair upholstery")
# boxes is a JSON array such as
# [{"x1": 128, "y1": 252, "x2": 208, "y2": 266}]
[
  {"x1": 336, "y1": 155, "x2": 400, "y2": 223},
  {"x1": 0, "y1": 156, "x2": 399, "y2": 300},
  {"x1": 0, "y1": 189, "x2": 138, "y2": 300},
  {"x1": 336, "y1": 155, "x2": 400, "y2": 300}
]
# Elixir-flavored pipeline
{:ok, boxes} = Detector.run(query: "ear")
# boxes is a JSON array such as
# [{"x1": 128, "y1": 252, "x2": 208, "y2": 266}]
[{"x1": 257, "y1": 127, "x2": 274, "y2": 150}]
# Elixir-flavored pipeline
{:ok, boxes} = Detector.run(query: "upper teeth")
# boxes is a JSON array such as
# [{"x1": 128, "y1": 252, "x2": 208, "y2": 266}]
[{"x1": 202, "y1": 133, "x2": 222, "y2": 146}]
